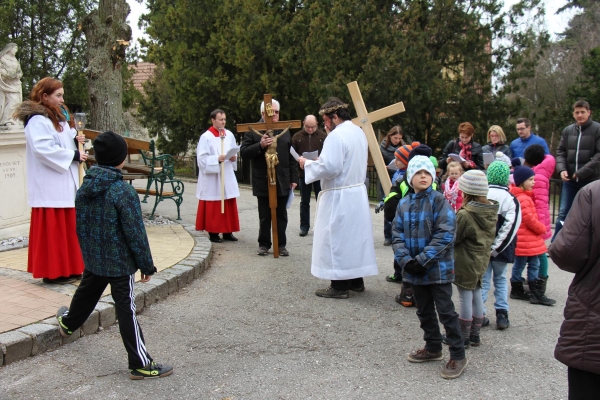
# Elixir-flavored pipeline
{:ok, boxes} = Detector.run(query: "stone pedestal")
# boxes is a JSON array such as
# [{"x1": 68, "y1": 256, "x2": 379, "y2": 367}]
[{"x1": 0, "y1": 129, "x2": 29, "y2": 240}]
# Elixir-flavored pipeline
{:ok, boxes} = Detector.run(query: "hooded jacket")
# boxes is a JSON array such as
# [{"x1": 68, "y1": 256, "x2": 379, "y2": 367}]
[
  {"x1": 76, "y1": 165, "x2": 156, "y2": 277},
  {"x1": 454, "y1": 200, "x2": 499, "y2": 290},
  {"x1": 509, "y1": 185, "x2": 547, "y2": 256},
  {"x1": 532, "y1": 154, "x2": 556, "y2": 240},
  {"x1": 487, "y1": 185, "x2": 522, "y2": 263},
  {"x1": 549, "y1": 180, "x2": 600, "y2": 375},
  {"x1": 555, "y1": 118, "x2": 600, "y2": 183},
  {"x1": 393, "y1": 186, "x2": 456, "y2": 285}
]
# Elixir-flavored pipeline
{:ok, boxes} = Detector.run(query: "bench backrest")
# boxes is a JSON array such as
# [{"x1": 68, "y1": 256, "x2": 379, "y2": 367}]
[{"x1": 83, "y1": 129, "x2": 152, "y2": 154}]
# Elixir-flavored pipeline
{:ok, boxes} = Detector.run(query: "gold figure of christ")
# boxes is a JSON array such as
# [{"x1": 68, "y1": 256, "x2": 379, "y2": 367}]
[{"x1": 250, "y1": 124, "x2": 291, "y2": 185}]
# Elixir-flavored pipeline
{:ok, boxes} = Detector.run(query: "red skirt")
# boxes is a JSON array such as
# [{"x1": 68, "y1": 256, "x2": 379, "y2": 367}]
[
  {"x1": 195, "y1": 198, "x2": 240, "y2": 233},
  {"x1": 28, "y1": 208, "x2": 85, "y2": 279}
]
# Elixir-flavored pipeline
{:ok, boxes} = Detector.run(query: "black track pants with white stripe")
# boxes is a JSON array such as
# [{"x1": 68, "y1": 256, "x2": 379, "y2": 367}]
[{"x1": 61, "y1": 269, "x2": 153, "y2": 370}]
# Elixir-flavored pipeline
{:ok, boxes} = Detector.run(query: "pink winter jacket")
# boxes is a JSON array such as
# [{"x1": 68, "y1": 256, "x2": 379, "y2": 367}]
[{"x1": 532, "y1": 155, "x2": 556, "y2": 240}]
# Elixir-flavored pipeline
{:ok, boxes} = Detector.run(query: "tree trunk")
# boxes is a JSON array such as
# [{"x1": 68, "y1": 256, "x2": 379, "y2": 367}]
[{"x1": 81, "y1": 0, "x2": 131, "y2": 132}]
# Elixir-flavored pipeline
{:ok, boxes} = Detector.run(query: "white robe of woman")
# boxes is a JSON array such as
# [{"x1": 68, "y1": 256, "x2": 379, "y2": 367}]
[
  {"x1": 195, "y1": 129, "x2": 240, "y2": 201},
  {"x1": 304, "y1": 120, "x2": 378, "y2": 280},
  {"x1": 25, "y1": 116, "x2": 79, "y2": 208}
]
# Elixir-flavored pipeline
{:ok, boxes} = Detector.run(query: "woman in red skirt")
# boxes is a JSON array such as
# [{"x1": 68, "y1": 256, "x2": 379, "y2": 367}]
[{"x1": 14, "y1": 77, "x2": 88, "y2": 284}]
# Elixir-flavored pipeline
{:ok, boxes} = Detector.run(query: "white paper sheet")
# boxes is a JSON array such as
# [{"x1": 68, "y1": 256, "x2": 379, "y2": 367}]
[
  {"x1": 286, "y1": 189, "x2": 295, "y2": 209},
  {"x1": 290, "y1": 146, "x2": 300, "y2": 161},
  {"x1": 302, "y1": 150, "x2": 319, "y2": 161},
  {"x1": 448, "y1": 153, "x2": 466, "y2": 162},
  {"x1": 387, "y1": 159, "x2": 398, "y2": 171},
  {"x1": 224, "y1": 145, "x2": 240, "y2": 159},
  {"x1": 483, "y1": 152, "x2": 494, "y2": 166}
]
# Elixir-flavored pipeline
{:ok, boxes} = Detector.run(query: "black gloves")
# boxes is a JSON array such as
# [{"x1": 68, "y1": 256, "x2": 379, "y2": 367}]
[{"x1": 404, "y1": 259, "x2": 428, "y2": 276}]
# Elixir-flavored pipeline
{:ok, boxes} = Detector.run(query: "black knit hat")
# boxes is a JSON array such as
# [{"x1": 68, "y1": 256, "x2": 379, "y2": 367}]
[
  {"x1": 513, "y1": 166, "x2": 535, "y2": 187},
  {"x1": 408, "y1": 144, "x2": 433, "y2": 161},
  {"x1": 93, "y1": 131, "x2": 128, "y2": 167}
]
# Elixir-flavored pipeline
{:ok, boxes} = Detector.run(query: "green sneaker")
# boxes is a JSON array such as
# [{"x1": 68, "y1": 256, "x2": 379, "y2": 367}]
[
  {"x1": 130, "y1": 361, "x2": 174, "y2": 380},
  {"x1": 56, "y1": 306, "x2": 73, "y2": 337},
  {"x1": 385, "y1": 274, "x2": 402, "y2": 284}
]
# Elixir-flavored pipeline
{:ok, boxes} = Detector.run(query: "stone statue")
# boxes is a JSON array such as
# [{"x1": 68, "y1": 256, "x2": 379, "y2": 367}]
[
  {"x1": 250, "y1": 124, "x2": 291, "y2": 185},
  {"x1": 0, "y1": 43, "x2": 23, "y2": 129}
]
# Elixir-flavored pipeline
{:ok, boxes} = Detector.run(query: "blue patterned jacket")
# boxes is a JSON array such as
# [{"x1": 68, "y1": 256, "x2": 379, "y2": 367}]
[
  {"x1": 76, "y1": 166, "x2": 156, "y2": 277},
  {"x1": 392, "y1": 186, "x2": 456, "y2": 285}
]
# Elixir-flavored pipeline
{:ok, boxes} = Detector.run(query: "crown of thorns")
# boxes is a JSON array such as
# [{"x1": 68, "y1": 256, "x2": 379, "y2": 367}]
[{"x1": 318, "y1": 103, "x2": 349, "y2": 116}]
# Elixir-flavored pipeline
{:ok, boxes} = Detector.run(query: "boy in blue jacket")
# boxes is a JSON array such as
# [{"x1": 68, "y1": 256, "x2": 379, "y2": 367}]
[
  {"x1": 393, "y1": 156, "x2": 466, "y2": 379},
  {"x1": 56, "y1": 131, "x2": 173, "y2": 380}
]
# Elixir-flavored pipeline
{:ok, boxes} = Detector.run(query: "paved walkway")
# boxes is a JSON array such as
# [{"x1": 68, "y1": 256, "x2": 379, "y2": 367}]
[{"x1": 0, "y1": 224, "x2": 195, "y2": 334}]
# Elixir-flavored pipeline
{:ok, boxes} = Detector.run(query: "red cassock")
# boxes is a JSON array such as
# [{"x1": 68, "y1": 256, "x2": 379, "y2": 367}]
[
  {"x1": 195, "y1": 198, "x2": 240, "y2": 233},
  {"x1": 28, "y1": 208, "x2": 85, "y2": 279}
]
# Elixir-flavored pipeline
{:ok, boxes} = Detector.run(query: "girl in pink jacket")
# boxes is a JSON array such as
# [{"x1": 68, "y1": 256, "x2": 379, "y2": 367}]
[{"x1": 524, "y1": 144, "x2": 555, "y2": 295}]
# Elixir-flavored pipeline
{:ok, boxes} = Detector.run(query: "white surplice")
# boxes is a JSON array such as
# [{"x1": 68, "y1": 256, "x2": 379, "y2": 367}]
[
  {"x1": 304, "y1": 120, "x2": 378, "y2": 280},
  {"x1": 195, "y1": 129, "x2": 240, "y2": 201}
]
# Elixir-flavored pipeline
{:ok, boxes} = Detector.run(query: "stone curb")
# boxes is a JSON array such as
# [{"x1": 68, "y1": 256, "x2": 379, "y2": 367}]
[{"x1": 0, "y1": 223, "x2": 211, "y2": 367}]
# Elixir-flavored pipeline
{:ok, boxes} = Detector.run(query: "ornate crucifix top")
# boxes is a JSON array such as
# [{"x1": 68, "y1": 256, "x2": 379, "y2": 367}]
[
  {"x1": 236, "y1": 94, "x2": 301, "y2": 134},
  {"x1": 346, "y1": 81, "x2": 405, "y2": 196}
]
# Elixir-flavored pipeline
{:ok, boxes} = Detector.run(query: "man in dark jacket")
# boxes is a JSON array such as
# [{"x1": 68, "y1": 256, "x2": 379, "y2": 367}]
[
  {"x1": 291, "y1": 115, "x2": 326, "y2": 237},
  {"x1": 549, "y1": 180, "x2": 600, "y2": 398},
  {"x1": 55, "y1": 131, "x2": 172, "y2": 380},
  {"x1": 553, "y1": 100, "x2": 600, "y2": 239},
  {"x1": 240, "y1": 99, "x2": 299, "y2": 256}
]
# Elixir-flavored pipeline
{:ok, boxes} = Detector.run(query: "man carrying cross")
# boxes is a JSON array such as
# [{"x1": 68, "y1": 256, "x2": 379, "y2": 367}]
[
  {"x1": 240, "y1": 99, "x2": 298, "y2": 256},
  {"x1": 299, "y1": 97, "x2": 378, "y2": 298}
]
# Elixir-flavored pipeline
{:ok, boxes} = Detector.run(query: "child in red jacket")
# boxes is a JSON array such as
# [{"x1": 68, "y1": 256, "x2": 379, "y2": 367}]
[{"x1": 509, "y1": 166, "x2": 556, "y2": 306}]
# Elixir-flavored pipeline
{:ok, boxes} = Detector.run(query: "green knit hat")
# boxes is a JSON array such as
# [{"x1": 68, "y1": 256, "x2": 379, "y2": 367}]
[{"x1": 487, "y1": 161, "x2": 510, "y2": 186}]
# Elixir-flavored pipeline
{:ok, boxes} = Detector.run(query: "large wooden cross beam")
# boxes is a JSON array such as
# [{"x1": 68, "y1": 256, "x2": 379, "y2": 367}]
[
  {"x1": 236, "y1": 94, "x2": 301, "y2": 258},
  {"x1": 347, "y1": 81, "x2": 405, "y2": 196}
]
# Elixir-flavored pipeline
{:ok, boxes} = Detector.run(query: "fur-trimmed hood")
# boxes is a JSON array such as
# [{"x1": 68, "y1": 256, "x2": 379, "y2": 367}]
[{"x1": 13, "y1": 101, "x2": 49, "y2": 126}]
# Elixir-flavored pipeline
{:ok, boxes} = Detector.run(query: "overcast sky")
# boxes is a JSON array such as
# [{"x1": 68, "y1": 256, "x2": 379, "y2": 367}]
[{"x1": 126, "y1": 0, "x2": 578, "y2": 45}]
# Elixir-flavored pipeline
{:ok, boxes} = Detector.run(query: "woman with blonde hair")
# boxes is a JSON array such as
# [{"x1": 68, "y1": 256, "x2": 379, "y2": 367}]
[
  {"x1": 13, "y1": 77, "x2": 87, "y2": 284},
  {"x1": 482, "y1": 125, "x2": 512, "y2": 158}
]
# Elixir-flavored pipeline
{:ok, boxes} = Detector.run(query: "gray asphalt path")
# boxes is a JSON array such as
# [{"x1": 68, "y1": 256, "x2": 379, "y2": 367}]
[{"x1": 0, "y1": 182, "x2": 569, "y2": 399}]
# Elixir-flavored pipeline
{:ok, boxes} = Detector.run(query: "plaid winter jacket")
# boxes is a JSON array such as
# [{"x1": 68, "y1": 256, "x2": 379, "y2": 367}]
[
  {"x1": 392, "y1": 186, "x2": 456, "y2": 285},
  {"x1": 75, "y1": 165, "x2": 156, "y2": 277}
]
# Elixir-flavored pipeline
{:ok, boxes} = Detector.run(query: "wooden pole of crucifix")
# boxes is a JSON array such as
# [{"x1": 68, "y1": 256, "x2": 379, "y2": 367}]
[
  {"x1": 236, "y1": 94, "x2": 301, "y2": 258},
  {"x1": 347, "y1": 81, "x2": 405, "y2": 196}
]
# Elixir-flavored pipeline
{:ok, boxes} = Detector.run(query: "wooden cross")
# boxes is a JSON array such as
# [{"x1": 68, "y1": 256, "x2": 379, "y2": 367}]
[
  {"x1": 347, "y1": 81, "x2": 405, "y2": 196},
  {"x1": 236, "y1": 94, "x2": 301, "y2": 258}
]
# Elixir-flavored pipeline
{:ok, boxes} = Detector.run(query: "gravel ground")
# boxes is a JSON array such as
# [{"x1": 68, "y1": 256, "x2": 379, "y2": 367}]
[{"x1": 0, "y1": 183, "x2": 569, "y2": 399}]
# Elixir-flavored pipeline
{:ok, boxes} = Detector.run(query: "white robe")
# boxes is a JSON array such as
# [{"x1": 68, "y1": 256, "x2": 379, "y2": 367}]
[
  {"x1": 304, "y1": 120, "x2": 378, "y2": 280},
  {"x1": 25, "y1": 115, "x2": 80, "y2": 208},
  {"x1": 195, "y1": 129, "x2": 240, "y2": 201}
]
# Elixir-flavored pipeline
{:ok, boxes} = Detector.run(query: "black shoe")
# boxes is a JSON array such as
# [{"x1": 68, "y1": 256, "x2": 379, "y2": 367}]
[
  {"x1": 279, "y1": 247, "x2": 289, "y2": 256},
  {"x1": 315, "y1": 286, "x2": 349, "y2": 299},
  {"x1": 208, "y1": 233, "x2": 222, "y2": 243},
  {"x1": 510, "y1": 281, "x2": 530, "y2": 300},
  {"x1": 349, "y1": 285, "x2": 365, "y2": 292},
  {"x1": 383, "y1": 238, "x2": 392, "y2": 246},
  {"x1": 528, "y1": 280, "x2": 556, "y2": 306},
  {"x1": 56, "y1": 306, "x2": 73, "y2": 337},
  {"x1": 130, "y1": 361, "x2": 173, "y2": 380},
  {"x1": 482, "y1": 316, "x2": 490, "y2": 327},
  {"x1": 496, "y1": 309, "x2": 510, "y2": 330},
  {"x1": 299, "y1": 230, "x2": 308, "y2": 237},
  {"x1": 43, "y1": 277, "x2": 76, "y2": 284},
  {"x1": 222, "y1": 233, "x2": 238, "y2": 241}
]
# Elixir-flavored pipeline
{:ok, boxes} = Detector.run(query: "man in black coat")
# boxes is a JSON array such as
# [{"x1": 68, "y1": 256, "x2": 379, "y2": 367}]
[
  {"x1": 240, "y1": 99, "x2": 299, "y2": 256},
  {"x1": 553, "y1": 100, "x2": 600, "y2": 239}
]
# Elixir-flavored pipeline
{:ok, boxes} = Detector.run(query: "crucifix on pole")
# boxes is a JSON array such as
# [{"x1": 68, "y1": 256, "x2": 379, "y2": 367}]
[
  {"x1": 236, "y1": 94, "x2": 301, "y2": 258},
  {"x1": 347, "y1": 81, "x2": 405, "y2": 196}
]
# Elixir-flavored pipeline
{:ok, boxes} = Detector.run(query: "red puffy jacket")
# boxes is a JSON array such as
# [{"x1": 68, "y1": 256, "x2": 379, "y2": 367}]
[{"x1": 509, "y1": 186, "x2": 547, "y2": 256}]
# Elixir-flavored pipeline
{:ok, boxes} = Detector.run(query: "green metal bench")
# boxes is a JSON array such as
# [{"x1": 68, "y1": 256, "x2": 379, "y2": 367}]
[{"x1": 83, "y1": 129, "x2": 184, "y2": 220}]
